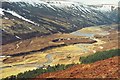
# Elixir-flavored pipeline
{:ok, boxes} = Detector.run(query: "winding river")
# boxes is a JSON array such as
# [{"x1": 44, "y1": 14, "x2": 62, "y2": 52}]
[{"x1": 0, "y1": 27, "x2": 110, "y2": 78}]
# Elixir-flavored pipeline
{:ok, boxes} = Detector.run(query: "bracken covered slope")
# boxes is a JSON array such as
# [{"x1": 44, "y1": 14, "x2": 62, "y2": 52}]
[{"x1": 35, "y1": 56, "x2": 119, "y2": 79}]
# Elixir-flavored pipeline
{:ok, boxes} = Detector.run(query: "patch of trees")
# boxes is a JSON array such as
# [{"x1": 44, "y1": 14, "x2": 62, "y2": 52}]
[
  {"x1": 2, "y1": 49, "x2": 119, "y2": 80},
  {"x1": 79, "y1": 49, "x2": 120, "y2": 64},
  {"x1": 1, "y1": 64, "x2": 75, "y2": 80}
]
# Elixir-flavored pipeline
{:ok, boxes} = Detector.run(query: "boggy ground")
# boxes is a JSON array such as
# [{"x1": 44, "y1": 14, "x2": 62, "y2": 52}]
[
  {"x1": 2, "y1": 33, "x2": 96, "y2": 56},
  {"x1": 0, "y1": 33, "x2": 97, "y2": 78},
  {"x1": 0, "y1": 24, "x2": 119, "y2": 78}
]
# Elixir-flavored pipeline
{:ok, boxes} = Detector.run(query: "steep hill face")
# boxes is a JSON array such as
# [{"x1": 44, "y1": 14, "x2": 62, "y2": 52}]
[
  {"x1": 36, "y1": 56, "x2": 119, "y2": 78},
  {"x1": 0, "y1": 0, "x2": 118, "y2": 44}
]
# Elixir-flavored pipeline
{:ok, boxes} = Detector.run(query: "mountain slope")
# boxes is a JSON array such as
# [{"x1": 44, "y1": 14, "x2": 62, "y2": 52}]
[
  {"x1": 1, "y1": 1, "x2": 118, "y2": 44},
  {"x1": 35, "y1": 56, "x2": 119, "y2": 78}
]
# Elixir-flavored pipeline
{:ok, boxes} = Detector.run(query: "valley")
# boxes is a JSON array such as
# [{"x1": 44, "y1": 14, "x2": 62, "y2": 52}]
[
  {"x1": 0, "y1": 0, "x2": 119, "y2": 79},
  {"x1": 0, "y1": 24, "x2": 119, "y2": 78}
]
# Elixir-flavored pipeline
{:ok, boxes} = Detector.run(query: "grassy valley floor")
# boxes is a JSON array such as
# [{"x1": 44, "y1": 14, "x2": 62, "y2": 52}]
[{"x1": 0, "y1": 24, "x2": 119, "y2": 79}]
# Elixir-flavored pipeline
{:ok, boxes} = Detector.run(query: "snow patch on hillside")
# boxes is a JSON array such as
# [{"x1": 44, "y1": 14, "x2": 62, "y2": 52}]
[
  {"x1": 48, "y1": 1, "x2": 79, "y2": 7},
  {"x1": 90, "y1": 4, "x2": 118, "y2": 12},
  {"x1": 2, "y1": 0, "x2": 118, "y2": 12},
  {"x1": 3, "y1": 0, "x2": 83, "y2": 9},
  {"x1": 3, "y1": 9, "x2": 39, "y2": 25},
  {"x1": 0, "y1": 8, "x2": 38, "y2": 25},
  {"x1": 0, "y1": 8, "x2": 4, "y2": 15},
  {"x1": 2, "y1": 0, "x2": 45, "y2": 3}
]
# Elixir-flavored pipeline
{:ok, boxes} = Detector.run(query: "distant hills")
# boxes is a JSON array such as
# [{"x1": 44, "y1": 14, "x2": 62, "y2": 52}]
[{"x1": 0, "y1": 0, "x2": 118, "y2": 44}]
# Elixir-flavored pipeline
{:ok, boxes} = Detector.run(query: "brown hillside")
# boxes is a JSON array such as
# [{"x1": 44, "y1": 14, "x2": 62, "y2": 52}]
[{"x1": 35, "y1": 56, "x2": 119, "y2": 79}]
